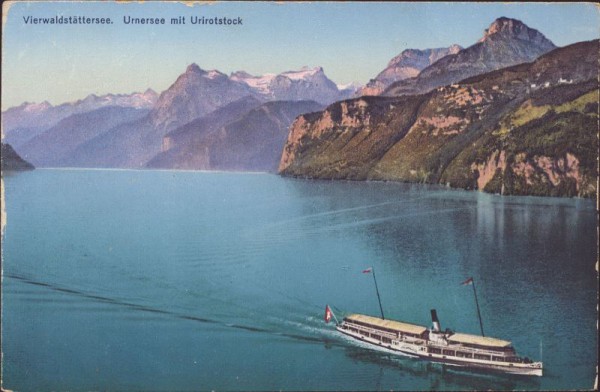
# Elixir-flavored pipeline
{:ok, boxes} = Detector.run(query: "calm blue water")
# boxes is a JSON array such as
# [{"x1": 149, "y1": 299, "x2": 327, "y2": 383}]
[{"x1": 2, "y1": 169, "x2": 597, "y2": 391}]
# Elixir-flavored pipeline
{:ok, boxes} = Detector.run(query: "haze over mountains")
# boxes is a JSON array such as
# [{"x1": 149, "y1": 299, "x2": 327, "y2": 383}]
[
  {"x1": 2, "y1": 17, "x2": 597, "y2": 197},
  {"x1": 4, "y1": 63, "x2": 345, "y2": 171},
  {"x1": 2, "y1": 89, "x2": 158, "y2": 148},
  {"x1": 19, "y1": 106, "x2": 151, "y2": 168}
]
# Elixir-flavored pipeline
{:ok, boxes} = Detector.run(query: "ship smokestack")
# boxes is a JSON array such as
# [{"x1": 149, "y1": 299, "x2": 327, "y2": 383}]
[{"x1": 431, "y1": 309, "x2": 441, "y2": 332}]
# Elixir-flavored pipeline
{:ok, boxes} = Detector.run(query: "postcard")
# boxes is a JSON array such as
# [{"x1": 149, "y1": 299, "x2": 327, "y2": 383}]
[{"x1": 1, "y1": 1, "x2": 598, "y2": 391}]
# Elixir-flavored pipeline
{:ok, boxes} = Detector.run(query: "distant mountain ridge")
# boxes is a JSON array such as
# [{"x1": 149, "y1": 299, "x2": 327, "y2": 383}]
[
  {"x1": 148, "y1": 98, "x2": 324, "y2": 172},
  {"x1": 149, "y1": 63, "x2": 352, "y2": 133},
  {"x1": 148, "y1": 96, "x2": 264, "y2": 169},
  {"x1": 361, "y1": 45, "x2": 462, "y2": 95},
  {"x1": 2, "y1": 64, "x2": 348, "y2": 143},
  {"x1": 384, "y1": 17, "x2": 557, "y2": 96},
  {"x1": 3, "y1": 63, "x2": 346, "y2": 170},
  {"x1": 2, "y1": 89, "x2": 158, "y2": 148},
  {"x1": 18, "y1": 106, "x2": 150, "y2": 167},
  {"x1": 231, "y1": 66, "x2": 350, "y2": 103}
]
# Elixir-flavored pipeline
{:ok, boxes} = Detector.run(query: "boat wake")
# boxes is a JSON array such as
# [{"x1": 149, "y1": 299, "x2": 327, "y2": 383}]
[{"x1": 4, "y1": 273, "x2": 336, "y2": 346}]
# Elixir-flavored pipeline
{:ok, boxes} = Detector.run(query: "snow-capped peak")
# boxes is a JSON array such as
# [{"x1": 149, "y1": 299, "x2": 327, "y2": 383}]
[
  {"x1": 22, "y1": 101, "x2": 53, "y2": 113},
  {"x1": 229, "y1": 66, "x2": 342, "y2": 103},
  {"x1": 230, "y1": 71, "x2": 276, "y2": 94},
  {"x1": 337, "y1": 81, "x2": 362, "y2": 91},
  {"x1": 280, "y1": 66, "x2": 324, "y2": 81},
  {"x1": 206, "y1": 70, "x2": 227, "y2": 79}
]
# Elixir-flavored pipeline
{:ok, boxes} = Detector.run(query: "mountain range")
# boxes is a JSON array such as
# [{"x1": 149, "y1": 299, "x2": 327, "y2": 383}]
[
  {"x1": 148, "y1": 64, "x2": 348, "y2": 133},
  {"x1": 2, "y1": 89, "x2": 158, "y2": 148},
  {"x1": 3, "y1": 64, "x2": 342, "y2": 169},
  {"x1": 384, "y1": 17, "x2": 557, "y2": 96},
  {"x1": 2, "y1": 17, "x2": 596, "y2": 198}
]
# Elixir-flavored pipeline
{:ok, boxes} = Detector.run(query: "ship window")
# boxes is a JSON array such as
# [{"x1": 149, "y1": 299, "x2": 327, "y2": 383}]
[
  {"x1": 428, "y1": 348, "x2": 441, "y2": 354},
  {"x1": 492, "y1": 356, "x2": 503, "y2": 362},
  {"x1": 382, "y1": 337, "x2": 391, "y2": 344},
  {"x1": 474, "y1": 354, "x2": 491, "y2": 361},
  {"x1": 442, "y1": 350, "x2": 455, "y2": 356},
  {"x1": 456, "y1": 351, "x2": 471, "y2": 358}
]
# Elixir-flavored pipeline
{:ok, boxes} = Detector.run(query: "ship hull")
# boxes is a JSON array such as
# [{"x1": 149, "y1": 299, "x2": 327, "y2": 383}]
[{"x1": 336, "y1": 326, "x2": 543, "y2": 377}]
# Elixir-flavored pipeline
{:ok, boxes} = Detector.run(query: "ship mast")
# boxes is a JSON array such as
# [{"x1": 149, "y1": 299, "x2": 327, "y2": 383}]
[
  {"x1": 370, "y1": 266, "x2": 385, "y2": 320},
  {"x1": 462, "y1": 276, "x2": 485, "y2": 337},
  {"x1": 471, "y1": 278, "x2": 485, "y2": 337}
]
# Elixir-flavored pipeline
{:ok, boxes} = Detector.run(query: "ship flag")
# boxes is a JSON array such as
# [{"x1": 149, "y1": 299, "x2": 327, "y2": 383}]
[
  {"x1": 461, "y1": 277, "x2": 474, "y2": 285},
  {"x1": 362, "y1": 267, "x2": 373, "y2": 273},
  {"x1": 324, "y1": 305, "x2": 332, "y2": 323}
]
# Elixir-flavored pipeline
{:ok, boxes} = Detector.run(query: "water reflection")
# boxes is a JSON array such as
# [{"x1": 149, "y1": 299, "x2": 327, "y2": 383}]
[{"x1": 340, "y1": 342, "x2": 541, "y2": 390}]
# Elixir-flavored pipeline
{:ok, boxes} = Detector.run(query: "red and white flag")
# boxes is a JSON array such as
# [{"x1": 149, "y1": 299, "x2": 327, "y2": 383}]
[
  {"x1": 461, "y1": 277, "x2": 474, "y2": 285},
  {"x1": 324, "y1": 305, "x2": 332, "y2": 323},
  {"x1": 362, "y1": 267, "x2": 373, "y2": 273}
]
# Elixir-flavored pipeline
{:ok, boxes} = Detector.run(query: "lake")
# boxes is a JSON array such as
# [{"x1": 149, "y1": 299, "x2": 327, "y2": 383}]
[{"x1": 1, "y1": 169, "x2": 597, "y2": 391}]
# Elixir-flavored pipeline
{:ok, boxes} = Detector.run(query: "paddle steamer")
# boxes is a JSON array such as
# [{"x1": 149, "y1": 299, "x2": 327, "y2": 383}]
[
  {"x1": 333, "y1": 309, "x2": 543, "y2": 376},
  {"x1": 325, "y1": 270, "x2": 542, "y2": 376}
]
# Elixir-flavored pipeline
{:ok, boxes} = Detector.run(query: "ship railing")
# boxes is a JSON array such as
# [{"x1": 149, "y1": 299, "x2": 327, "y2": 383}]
[{"x1": 427, "y1": 341, "x2": 517, "y2": 358}]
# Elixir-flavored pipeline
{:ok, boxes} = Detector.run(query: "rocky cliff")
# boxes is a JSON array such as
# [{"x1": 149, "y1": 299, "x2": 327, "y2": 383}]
[{"x1": 279, "y1": 40, "x2": 598, "y2": 198}]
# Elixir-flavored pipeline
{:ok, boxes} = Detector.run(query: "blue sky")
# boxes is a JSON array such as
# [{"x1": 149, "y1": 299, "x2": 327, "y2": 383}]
[{"x1": 2, "y1": 1, "x2": 598, "y2": 110}]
